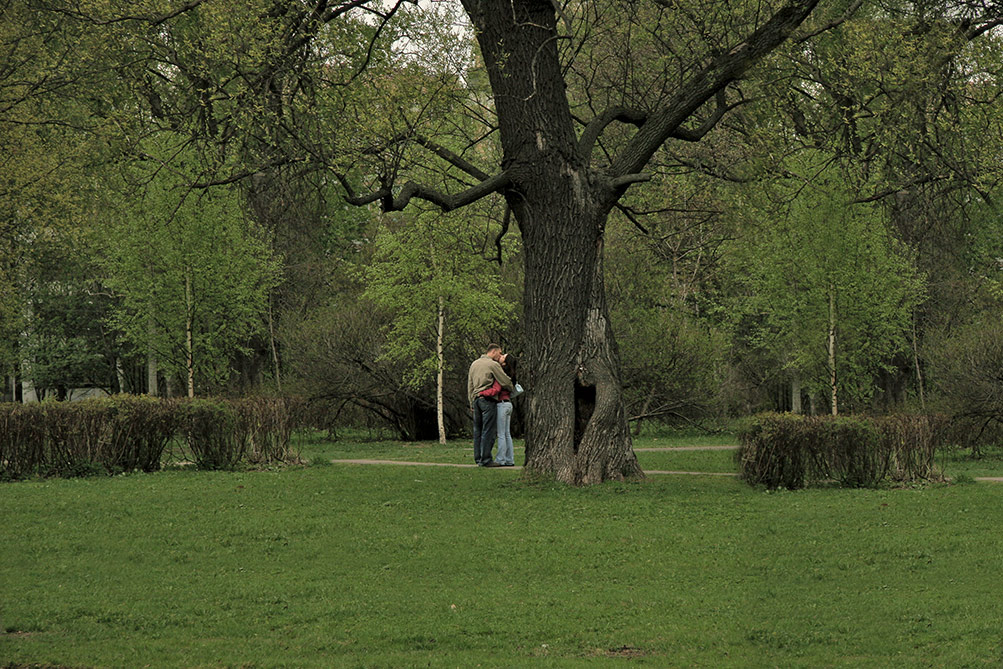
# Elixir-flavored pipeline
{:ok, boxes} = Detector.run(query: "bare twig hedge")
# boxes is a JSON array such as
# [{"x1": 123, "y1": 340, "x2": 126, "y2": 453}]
[
  {"x1": 0, "y1": 395, "x2": 304, "y2": 480},
  {"x1": 736, "y1": 413, "x2": 948, "y2": 489}
]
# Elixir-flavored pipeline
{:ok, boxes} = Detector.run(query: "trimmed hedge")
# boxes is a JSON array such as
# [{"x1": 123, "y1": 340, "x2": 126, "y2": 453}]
[
  {"x1": 737, "y1": 413, "x2": 947, "y2": 489},
  {"x1": 0, "y1": 395, "x2": 303, "y2": 480}
]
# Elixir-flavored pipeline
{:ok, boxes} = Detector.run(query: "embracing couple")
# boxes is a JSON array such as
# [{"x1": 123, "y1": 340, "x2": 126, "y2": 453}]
[{"x1": 466, "y1": 343, "x2": 522, "y2": 467}]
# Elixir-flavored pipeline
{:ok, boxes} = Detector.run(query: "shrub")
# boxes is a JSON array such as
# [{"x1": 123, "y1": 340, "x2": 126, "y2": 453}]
[
  {"x1": 0, "y1": 404, "x2": 47, "y2": 480},
  {"x1": 0, "y1": 395, "x2": 304, "y2": 479},
  {"x1": 735, "y1": 413, "x2": 817, "y2": 490},
  {"x1": 234, "y1": 396, "x2": 304, "y2": 464},
  {"x1": 178, "y1": 399, "x2": 245, "y2": 470},
  {"x1": 40, "y1": 399, "x2": 109, "y2": 477},
  {"x1": 737, "y1": 413, "x2": 946, "y2": 489},
  {"x1": 872, "y1": 414, "x2": 946, "y2": 483},
  {"x1": 104, "y1": 396, "x2": 181, "y2": 472}
]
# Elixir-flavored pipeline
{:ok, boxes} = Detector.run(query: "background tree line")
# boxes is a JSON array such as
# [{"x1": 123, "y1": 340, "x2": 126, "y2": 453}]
[{"x1": 2, "y1": 0, "x2": 1002, "y2": 452}]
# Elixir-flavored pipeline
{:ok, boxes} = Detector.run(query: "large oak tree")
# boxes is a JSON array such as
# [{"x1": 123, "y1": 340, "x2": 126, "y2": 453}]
[{"x1": 342, "y1": 0, "x2": 825, "y2": 483}]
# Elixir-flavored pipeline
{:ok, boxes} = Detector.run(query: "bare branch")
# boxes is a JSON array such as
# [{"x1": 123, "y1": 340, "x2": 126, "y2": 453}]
[
  {"x1": 341, "y1": 1, "x2": 412, "y2": 85},
  {"x1": 577, "y1": 106, "x2": 648, "y2": 163},
  {"x1": 410, "y1": 135, "x2": 492, "y2": 181},
  {"x1": 337, "y1": 170, "x2": 510, "y2": 212},
  {"x1": 610, "y1": 0, "x2": 821, "y2": 180},
  {"x1": 851, "y1": 175, "x2": 947, "y2": 204},
  {"x1": 671, "y1": 90, "x2": 749, "y2": 142},
  {"x1": 189, "y1": 157, "x2": 309, "y2": 188},
  {"x1": 793, "y1": 0, "x2": 865, "y2": 43},
  {"x1": 42, "y1": 0, "x2": 208, "y2": 26},
  {"x1": 610, "y1": 173, "x2": 652, "y2": 190}
]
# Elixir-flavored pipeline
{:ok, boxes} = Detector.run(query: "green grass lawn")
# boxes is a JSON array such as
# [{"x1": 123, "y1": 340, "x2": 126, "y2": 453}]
[
  {"x1": 298, "y1": 432, "x2": 1001, "y2": 480},
  {"x1": 296, "y1": 434, "x2": 740, "y2": 471},
  {"x1": 937, "y1": 444, "x2": 1003, "y2": 479},
  {"x1": 2, "y1": 437, "x2": 1003, "y2": 667}
]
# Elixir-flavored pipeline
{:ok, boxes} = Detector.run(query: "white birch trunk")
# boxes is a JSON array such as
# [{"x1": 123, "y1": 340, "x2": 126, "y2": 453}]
[
  {"x1": 268, "y1": 297, "x2": 282, "y2": 392},
  {"x1": 115, "y1": 357, "x2": 127, "y2": 394},
  {"x1": 912, "y1": 316, "x2": 925, "y2": 411},
  {"x1": 436, "y1": 295, "x2": 446, "y2": 445},
  {"x1": 185, "y1": 270, "x2": 195, "y2": 399},
  {"x1": 828, "y1": 283, "x2": 837, "y2": 416}
]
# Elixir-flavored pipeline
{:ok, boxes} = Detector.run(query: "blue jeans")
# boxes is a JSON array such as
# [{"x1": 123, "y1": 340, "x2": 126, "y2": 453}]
[
  {"x1": 472, "y1": 397, "x2": 498, "y2": 465},
  {"x1": 495, "y1": 401, "x2": 514, "y2": 465}
]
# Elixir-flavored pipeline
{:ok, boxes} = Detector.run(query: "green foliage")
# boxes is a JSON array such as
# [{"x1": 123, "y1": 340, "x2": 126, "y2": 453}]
[
  {"x1": 731, "y1": 156, "x2": 925, "y2": 410},
  {"x1": 18, "y1": 233, "x2": 130, "y2": 397},
  {"x1": 360, "y1": 210, "x2": 514, "y2": 390},
  {"x1": 100, "y1": 138, "x2": 282, "y2": 395},
  {"x1": 0, "y1": 263, "x2": 20, "y2": 372}
]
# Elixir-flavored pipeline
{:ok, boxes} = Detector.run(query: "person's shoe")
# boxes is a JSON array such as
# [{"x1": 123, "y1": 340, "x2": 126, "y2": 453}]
[
  {"x1": 484, "y1": 461, "x2": 502, "y2": 467},
  {"x1": 501, "y1": 463, "x2": 515, "y2": 467}
]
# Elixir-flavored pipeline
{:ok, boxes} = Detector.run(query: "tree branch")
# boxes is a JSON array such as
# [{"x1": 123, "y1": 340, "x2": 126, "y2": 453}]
[
  {"x1": 493, "y1": 205, "x2": 511, "y2": 264},
  {"x1": 609, "y1": 0, "x2": 821, "y2": 180},
  {"x1": 851, "y1": 175, "x2": 947, "y2": 204},
  {"x1": 964, "y1": 17, "x2": 1003, "y2": 41},
  {"x1": 793, "y1": 0, "x2": 865, "y2": 43},
  {"x1": 577, "y1": 106, "x2": 648, "y2": 163},
  {"x1": 42, "y1": 0, "x2": 208, "y2": 26},
  {"x1": 190, "y1": 158, "x2": 308, "y2": 189},
  {"x1": 614, "y1": 203, "x2": 649, "y2": 235},
  {"x1": 610, "y1": 173, "x2": 652, "y2": 190},
  {"x1": 410, "y1": 135, "x2": 492, "y2": 182},
  {"x1": 670, "y1": 90, "x2": 749, "y2": 142},
  {"x1": 362, "y1": 133, "x2": 492, "y2": 182},
  {"x1": 337, "y1": 170, "x2": 510, "y2": 212}
]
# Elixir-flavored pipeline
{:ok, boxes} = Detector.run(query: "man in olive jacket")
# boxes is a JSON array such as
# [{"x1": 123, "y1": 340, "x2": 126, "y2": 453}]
[{"x1": 467, "y1": 344, "x2": 514, "y2": 467}]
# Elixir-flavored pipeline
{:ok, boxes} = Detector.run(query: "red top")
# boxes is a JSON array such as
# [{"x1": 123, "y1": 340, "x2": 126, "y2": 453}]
[{"x1": 480, "y1": 379, "x2": 512, "y2": 401}]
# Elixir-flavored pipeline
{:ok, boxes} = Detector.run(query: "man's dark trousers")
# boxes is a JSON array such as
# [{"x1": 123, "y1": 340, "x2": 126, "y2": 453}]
[{"x1": 472, "y1": 396, "x2": 498, "y2": 466}]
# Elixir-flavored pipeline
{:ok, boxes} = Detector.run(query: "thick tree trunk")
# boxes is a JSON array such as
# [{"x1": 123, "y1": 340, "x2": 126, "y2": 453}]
[
  {"x1": 115, "y1": 357, "x2": 127, "y2": 394},
  {"x1": 147, "y1": 315, "x2": 158, "y2": 396},
  {"x1": 464, "y1": 0, "x2": 635, "y2": 483},
  {"x1": 570, "y1": 242, "x2": 643, "y2": 482},
  {"x1": 521, "y1": 235, "x2": 642, "y2": 483},
  {"x1": 147, "y1": 353, "x2": 158, "y2": 397}
]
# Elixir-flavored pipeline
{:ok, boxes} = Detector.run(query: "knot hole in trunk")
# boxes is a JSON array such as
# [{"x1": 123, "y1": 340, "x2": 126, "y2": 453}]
[{"x1": 573, "y1": 380, "x2": 596, "y2": 453}]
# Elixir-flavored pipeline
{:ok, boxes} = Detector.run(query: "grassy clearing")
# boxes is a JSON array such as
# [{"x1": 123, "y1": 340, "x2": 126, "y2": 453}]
[
  {"x1": 2, "y1": 446, "x2": 1003, "y2": 667},
  {"x1": 301, "y1": 431, "x2": 1002, "y2": 481},
  {"x1": 938, "y1": 444, "x2": 1003, "y2": 479},
  {"x1": 298, "y1": 434, "x2": 740, "y2": 471}
]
